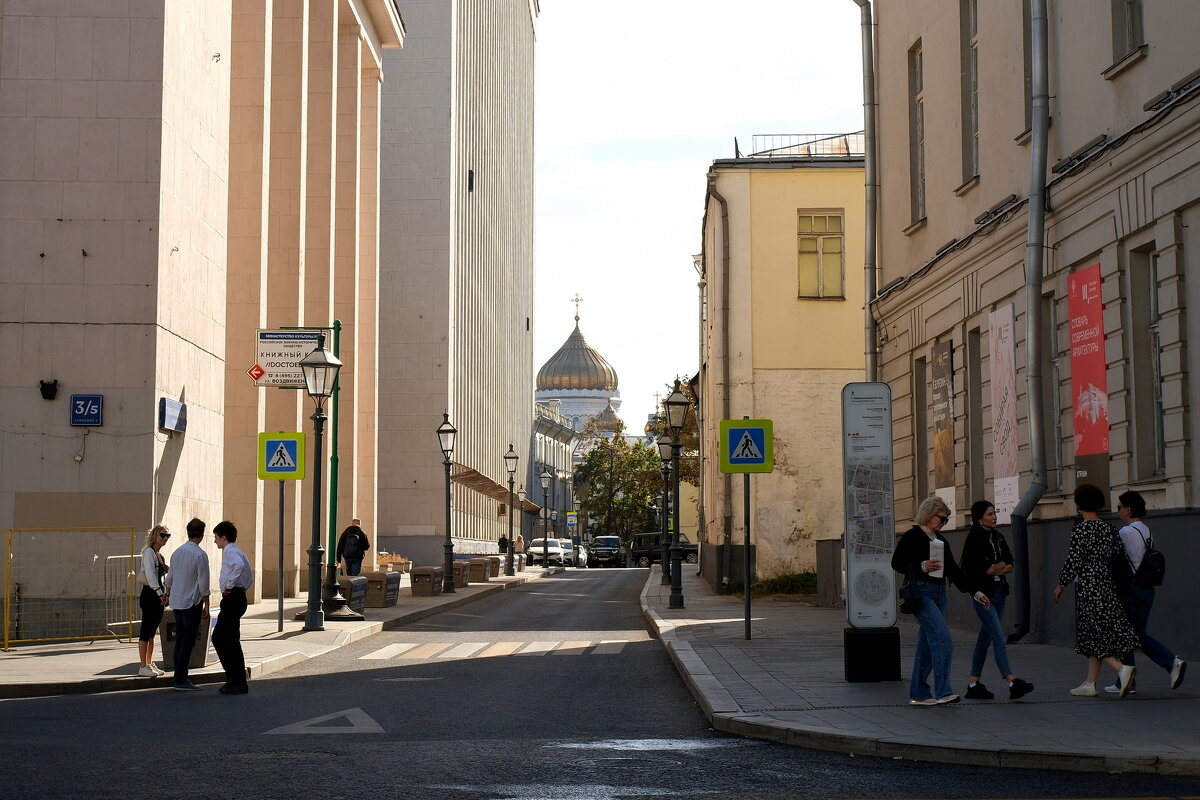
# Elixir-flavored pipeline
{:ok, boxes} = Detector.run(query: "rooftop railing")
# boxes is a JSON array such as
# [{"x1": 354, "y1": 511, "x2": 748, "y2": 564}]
[{"x1": 745, "y1": 131, "x2": 866, "y2": 159}]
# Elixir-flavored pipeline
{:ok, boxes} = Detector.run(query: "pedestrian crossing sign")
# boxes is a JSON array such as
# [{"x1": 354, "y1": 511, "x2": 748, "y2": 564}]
[
  {"x1": 258, "y1": 432, "x2": 305, "y2": 480},
  {"x1": 719, "y1": 419, "x2": 774, "y2": 473}
]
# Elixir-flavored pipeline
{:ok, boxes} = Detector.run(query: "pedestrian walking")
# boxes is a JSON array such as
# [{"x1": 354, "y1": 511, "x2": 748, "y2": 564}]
[
  {"x1": 212, "y1": 520, "x2": 252, "y2": 695},
  {"x1": 336, "y1": 518, "x2": 370, "y2": 576},
  {"x1": 892, "y1": 495, "x2": 992, "y2": 706},
  {"x1": 136, "y1": 524, "x2": 170, "y2": 677},
  {"x1": 960, "y1": 501, "x2": 1034, "y2": 701},
  {"x1": 164, "y1": 518, "x2": 210, "y2": 692},
  {"x1": 1107, "y1": 490, "x2": 1186, "y2": 694},
  {"x1": 1052, "y1": 483, "x2": 1139, "y2": 698}
]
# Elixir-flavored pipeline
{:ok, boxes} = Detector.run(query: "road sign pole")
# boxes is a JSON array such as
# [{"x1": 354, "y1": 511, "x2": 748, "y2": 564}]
[
  {"x1": 278, "y1": 481, "x2": 285, "y2": 633},
  {"x1": 744, "y1": 471, "x2": 752, "y2": 640}
]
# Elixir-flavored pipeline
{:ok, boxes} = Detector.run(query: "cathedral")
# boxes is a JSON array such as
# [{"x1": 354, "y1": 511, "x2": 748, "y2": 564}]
[{"x1": 535, "y1": 312, "x2": 622, "y2": 435}]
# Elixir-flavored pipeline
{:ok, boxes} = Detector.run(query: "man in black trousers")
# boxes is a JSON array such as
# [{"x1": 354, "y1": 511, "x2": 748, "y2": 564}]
[{"x1": 212, "y1": 520, "x2": 253, "y2": 695}]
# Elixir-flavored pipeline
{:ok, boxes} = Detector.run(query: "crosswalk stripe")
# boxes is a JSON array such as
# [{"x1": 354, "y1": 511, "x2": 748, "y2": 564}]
[
  {"x1": 553, "y1": 640, "x2": 592, "y2": 655},
  {"x1": 479, "y1": 641, "x2": 524, "y2": 658},
  {"x1": 591, "y1": 640, "x2": 628, "y2": 654},
  {"x1": 361, "y1": 643, "x2": 419, "y2": 660},
  {"x1": 437, "y1": 642, "x2": 489, "y2": 659},
  {"x1": 404, "y1": 642, "x2": 453, "y2": 659},
  {"x1": 516, "y1": 641, "x2": 559, "y2": 655}
]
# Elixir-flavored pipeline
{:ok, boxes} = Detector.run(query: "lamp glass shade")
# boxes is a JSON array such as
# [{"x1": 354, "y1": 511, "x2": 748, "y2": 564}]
[
  {"x1": 656, "y1": 433, "x2": 673, "y2": 462},
  {"x1": 299, "y1": 333, "x2": 343, "y2": 398},
  {"x1": 504, "y1": 444, "x2": 519, "y2": 476},
  {"x1": 664, "y1": 380, "x2": 690, "y2": 431},
  {"x1": 436, "y1": 412, "x2": 456, "y2": 459},
  {"x1": 539, "y1": 467, "x2": 552, "y2": 489},
  {"x1": 517, "y1": 488, "x2": 526, "y2": 503}
]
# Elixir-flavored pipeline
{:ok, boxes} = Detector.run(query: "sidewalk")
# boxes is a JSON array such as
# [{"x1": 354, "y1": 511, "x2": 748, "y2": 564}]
[
  {"x1": 0, "y1": 568, "x2": 547, "y2": 699},
  {"x1": 640, "y1": 568, "x2": 1200, "y2": 776}
]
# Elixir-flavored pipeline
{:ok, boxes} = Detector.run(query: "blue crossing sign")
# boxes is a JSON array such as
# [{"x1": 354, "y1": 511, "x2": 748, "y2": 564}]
[
  {"x1": 258, "y1": 432, "x2": 305, "y2": 480},
  {"x1": 719, "y1": 419, "x2": 774, "y2": 473}
]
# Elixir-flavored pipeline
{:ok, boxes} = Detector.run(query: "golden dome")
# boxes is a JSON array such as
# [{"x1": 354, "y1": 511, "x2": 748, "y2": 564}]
[
  {"x1": 592, "y1": 402, "x2": 623, "y2": 432},
  {"x1": 536, "y1": 321, "x2": 618, "y2": 392}
]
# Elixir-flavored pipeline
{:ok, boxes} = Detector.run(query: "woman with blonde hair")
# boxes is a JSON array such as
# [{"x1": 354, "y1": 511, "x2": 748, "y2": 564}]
[
  {"x1": 136, "y1": 524, "x2": 170, "y2": 677},
  {"x1": 892, "y1": 496, "x2": 992, "y2": 706}
]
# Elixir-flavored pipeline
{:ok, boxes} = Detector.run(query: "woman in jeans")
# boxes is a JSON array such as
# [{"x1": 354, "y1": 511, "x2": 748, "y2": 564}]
[
  {"x1": 960, "y1": 500, "x2": 1034, "y2": 701},
  {"x1": 892, "y1": 496, "x2": 991, "y2": 706}
]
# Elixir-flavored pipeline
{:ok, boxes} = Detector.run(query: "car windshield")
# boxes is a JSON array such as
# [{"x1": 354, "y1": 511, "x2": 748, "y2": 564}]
[
  {"x1": 594, "y1": 537, "x2": 620, "y2": 548},
  {"x1": 530, "y1": 539, "x2": 556, "y2": 548},
  {"x1": 561, "y1": 541, "x2": 574, "y2": 551}
]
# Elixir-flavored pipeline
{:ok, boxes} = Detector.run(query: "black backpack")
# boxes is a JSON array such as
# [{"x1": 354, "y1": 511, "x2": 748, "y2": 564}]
[
  {"x1": 343, "y1": 531, "x2": 363, "y2": 560},
  {"x1": 1131, "y1": 526, "x2": 1165, "y2": 588}
]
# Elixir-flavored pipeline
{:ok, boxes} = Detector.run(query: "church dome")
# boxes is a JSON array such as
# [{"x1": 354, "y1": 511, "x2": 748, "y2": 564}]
[
  {"x1": 536, "y1": 320, "x2": 618, "y2": 392},
  {"x1": 592, "y1": 402, "x2": 623, "y2": 432}
]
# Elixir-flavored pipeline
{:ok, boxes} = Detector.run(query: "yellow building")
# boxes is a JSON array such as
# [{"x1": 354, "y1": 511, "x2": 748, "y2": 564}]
[{"x1": 697, "y1": 133, "x2": 866, "y2": 590}]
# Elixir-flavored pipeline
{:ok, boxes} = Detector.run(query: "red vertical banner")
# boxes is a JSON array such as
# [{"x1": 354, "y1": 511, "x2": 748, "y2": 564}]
[{"x1": 1068, "y1": 263, "x2": 1110, "y2": 494}]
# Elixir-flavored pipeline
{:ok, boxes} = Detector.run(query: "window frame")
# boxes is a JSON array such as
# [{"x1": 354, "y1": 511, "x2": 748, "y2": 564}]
[{"x1": 795, "y1": 209, "x2": 846, "y2": 300}]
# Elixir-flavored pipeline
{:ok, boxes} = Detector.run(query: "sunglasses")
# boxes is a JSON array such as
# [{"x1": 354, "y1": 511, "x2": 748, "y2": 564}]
[
  {"x1": 935, "y1": 514, "x2": 950, "y2": 525},
  {"x1": 158, "y1": 533, "x2": 170, "y2": 539}
]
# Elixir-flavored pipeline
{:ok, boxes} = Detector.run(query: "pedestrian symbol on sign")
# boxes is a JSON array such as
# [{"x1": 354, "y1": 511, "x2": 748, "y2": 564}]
[
  {"x1": 269, "y1": 443, "x2": 296, "y2": 469},
  {"x1": 258, "y1": 433, "x2": 305, "y2": 480},
  {"x1": 734, "y1": 432, "x2": 762, "y2": 460}
]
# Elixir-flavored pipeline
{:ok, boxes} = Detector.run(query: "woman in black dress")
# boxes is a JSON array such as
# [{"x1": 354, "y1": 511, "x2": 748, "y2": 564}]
[{"x1": 1052, "y1": 483, "x2": 1138, "y2": 697}]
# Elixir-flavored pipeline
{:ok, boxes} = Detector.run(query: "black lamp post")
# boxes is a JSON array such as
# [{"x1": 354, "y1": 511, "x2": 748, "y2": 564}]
[
  {"x1": 300, "y1": 333, "x2": 342, "y2": 631},
  {"x1": 437, "y1": 412, "x2": 457, "y2": 594},
  {"x1": 504, "y1": 444, "x2": 518, "y2": 576},
  {"x1": 657, "y1": 432, "x2": 673, "y2": 586},
  {"x1": 517, "y1": 485, "x2": 526, "y2": 564},
  {"x1": 665, "y1": 379, "x2": 691, "y2": 610},
  {"x1": 540, "y1": 466, "x2": 552, "y2": 569}
]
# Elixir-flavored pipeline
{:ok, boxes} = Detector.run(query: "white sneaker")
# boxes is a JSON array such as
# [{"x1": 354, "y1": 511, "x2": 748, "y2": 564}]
[
  {"x1": 1070, "y1": 681, "x2": 1097, "y2": 697},
  {"x1": 151, "y1": 664, "x2": 166, "y2": 676},
  {"x1": 1117, "y1": 665, "x2": 1137, "y2": 698},
  {"x1": 137, "y1": 666, "x2": 157, "y2": 677},
  {"x1": 1102, "y1": 682, "x2": 1135, "y2": 695},
  {"x1": 1170, "y1": 658, "x2": 1186, "y2": 690}
]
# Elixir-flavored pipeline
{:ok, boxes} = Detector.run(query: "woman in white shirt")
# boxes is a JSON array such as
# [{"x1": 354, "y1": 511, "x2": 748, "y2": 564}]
[{"x1": 137, "y1": 524, "x2": 170, "y2": 677}]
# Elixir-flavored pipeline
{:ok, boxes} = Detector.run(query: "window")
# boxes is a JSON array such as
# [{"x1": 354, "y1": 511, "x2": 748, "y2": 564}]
[
  {"x1": 1040, "y1": 293, "x2": 1062, "y2": 491},
  {"x1": 1128, "y1": 244, "x2": 1165, "y2": 479},
  {"x1": 1021, "y1": 0, "x2": 1032, "y2": 133},
  {"x1": 914, "y1": 356, "x2": 929, "y2": 502},
  {"x1": 960, "y1": 0, "x2": 980, "y2": 183},
  {"x1": 967, "y1": 328, "x2": 985, "y2": 500},
  {"x1": 1111, "y1": 0, "x2": 1144, "y2": 61},
  {"x1": 909, "y1": 41, "x2": 926, "y2": 224},
  {"x1": 796, "y1": 211, "x2": 844, "y2": 299}
]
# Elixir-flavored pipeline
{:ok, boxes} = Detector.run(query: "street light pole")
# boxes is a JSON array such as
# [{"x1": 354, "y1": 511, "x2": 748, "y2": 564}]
[
  {"x1": 504, "y1": 444, "x2": 518, "y2": 576},
  {"x1": 540, "y1": 466, "x2": 552, "y2": 569},
  {"x1": 437, "y1": 413, "x2": 457, "y2": 594},
  {"x1": 300, "y1": 333, "x2": 342, "y2": 631},
  {"x1": 657, "y1": 432, "x2": 672, "y2": 586},
  {"x1": 665, "y1": 380, "x2": 691, "y2": 610}
]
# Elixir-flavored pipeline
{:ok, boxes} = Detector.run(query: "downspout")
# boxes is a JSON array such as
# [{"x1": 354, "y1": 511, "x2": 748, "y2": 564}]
[
  {"x1": 705, "y1": 172, "x2": 734, "y2": 592},
  {"x1": 852, "y1": 0, "x2": 879, "y2": 381},
  {"x1": 1008, "y1": 0, "x2": 1050, "y2": 643}
]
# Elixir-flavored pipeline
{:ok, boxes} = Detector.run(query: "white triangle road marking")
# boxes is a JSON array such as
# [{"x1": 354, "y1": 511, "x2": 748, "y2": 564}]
[{"x1": 264, "y1": 707, "x2": 384, "y2": 735}]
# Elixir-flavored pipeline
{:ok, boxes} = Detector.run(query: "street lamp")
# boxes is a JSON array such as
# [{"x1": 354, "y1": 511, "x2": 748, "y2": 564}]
[
  {"x1": 517, "y1": 485, "x2": 526, "y2": 563},
  {"x1": 504, "y1": 444, "x2": 519, "y2": 576},
  {"x1": 300, "y1": 333, "x2": 342, "y2": 631},
  {"x1": 437, "y1": 412, "x2": 457, "y2": 594},
  {"x1": 664, "y1": 379, "x2": 691, "y2": 609},
  {"x1": 657, "y1": 432, "x2": 673, "y2": 586},
  {"x1": 539, "y1": 466, "x2": 552, "y2": 569}
]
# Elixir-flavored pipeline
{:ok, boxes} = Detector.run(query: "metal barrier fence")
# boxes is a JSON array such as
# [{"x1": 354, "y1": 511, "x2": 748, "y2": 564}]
[{"x1": 3, "y1": 527, "x2": 138, "y2": 650}]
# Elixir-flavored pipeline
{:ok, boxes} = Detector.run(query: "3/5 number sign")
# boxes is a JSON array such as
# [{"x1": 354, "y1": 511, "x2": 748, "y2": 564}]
[{"x1": 70, "y1": 394, "x2": 104, "y2": 426}]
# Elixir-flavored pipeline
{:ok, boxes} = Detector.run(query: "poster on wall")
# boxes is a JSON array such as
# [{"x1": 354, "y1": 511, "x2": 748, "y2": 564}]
[
  {"x1": 931, "y1": 340, "x2": 956, "y2": 525},
  {"x1": 1068, "y1": 263, "x2": 1110, "y2": 496},
  {"x1": 989, "y1": 305, "x2": 1020, "y2": 523}
]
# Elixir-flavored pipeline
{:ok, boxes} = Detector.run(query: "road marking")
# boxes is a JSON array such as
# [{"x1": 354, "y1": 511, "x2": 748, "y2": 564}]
[
  {"x1": 361, "y1": 643, "x2": 419, "y2": 660},
  {"x1": 264, "y1": 707, "x2": 383, "y2": 735},
  {"x1": 517, "y1": 641, "x2": 559, "y2": 655},
  {"x1": 405, "y1": 642, "x2": 453, "y2": 659},
  {"x1": 553, "y1": 640, "x2": 592, "y2": 655},
  {"x1": 479, "y1": 641, "x2": 524, "y2": 657},
  {"x1": 591, "y1": 640, "x2": 628, "y2": 654},
  {"x1": 437, "y1": 642, "x2": 489, "y2": 659}
]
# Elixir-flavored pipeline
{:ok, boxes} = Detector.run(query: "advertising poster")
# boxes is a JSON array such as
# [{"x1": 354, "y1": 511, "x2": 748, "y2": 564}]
[
  {"x1": 931, "y1": 340, "x2": 956, "y2": 525},
  {"x1": 1068, "y1": 263, "x2": 1110, "y2": 495},
  {"x1": 989, "y1": 305, "x2": 1020, "y2": 523}
]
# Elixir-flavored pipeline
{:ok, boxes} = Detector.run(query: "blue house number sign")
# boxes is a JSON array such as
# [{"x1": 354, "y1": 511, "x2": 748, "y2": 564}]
[{"x1": 71, "y1": 394, "x2": 104, "y2": 427}]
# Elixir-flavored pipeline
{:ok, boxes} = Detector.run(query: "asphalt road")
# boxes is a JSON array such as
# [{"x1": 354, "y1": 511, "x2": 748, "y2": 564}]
[{"x1": 2, "y1": 567, "x2": 1199, "y2": 799}]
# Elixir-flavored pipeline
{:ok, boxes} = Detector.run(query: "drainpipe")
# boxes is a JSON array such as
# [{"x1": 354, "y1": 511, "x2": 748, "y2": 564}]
[
  {"x1": 1008, "y1": 0, "x2": 1050, "y2": 643},
  {"x1": 706, "y1": 172, "x2": 734, "y2": 593},
  {"x1": 852, "y1": 0, "x2": 879, "y2": 381}
]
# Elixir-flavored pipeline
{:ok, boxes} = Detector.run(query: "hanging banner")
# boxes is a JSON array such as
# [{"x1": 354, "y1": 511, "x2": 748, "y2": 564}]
[
  {"x1": 989, "y1": 305, "x2": 1020, "y2": 523},
  {"x1": 931, "y1": 340, "x2": 956, "y2": 525},
  {"x1": 1068, "y1": 263, "x2": 1110, "y2": 496}
]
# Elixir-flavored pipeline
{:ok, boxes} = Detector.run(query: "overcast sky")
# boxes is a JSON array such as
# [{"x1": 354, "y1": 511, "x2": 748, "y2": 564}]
[{"x1": 533, "y1": 1, "x2": 867, "y2": 431}]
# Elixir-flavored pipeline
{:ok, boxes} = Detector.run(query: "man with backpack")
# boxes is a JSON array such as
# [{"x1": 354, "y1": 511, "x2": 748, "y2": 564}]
[
  {"x1": 336, "y1": 518, "x2": 371, "y2": 576},
  {"x1": 1107, "y1": 490, "x2": 1186, "y2": 694}
]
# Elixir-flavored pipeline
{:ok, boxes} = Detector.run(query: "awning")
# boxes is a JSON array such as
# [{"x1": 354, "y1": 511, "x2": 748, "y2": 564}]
[{"x1": 451, "y1": 464, "x2": 541, "y2": 512}]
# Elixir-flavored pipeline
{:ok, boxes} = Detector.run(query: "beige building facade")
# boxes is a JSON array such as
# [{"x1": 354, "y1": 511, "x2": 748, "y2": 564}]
[
  {"x1": 871, "y1": 1, "x2": 1200, "y2": 649},
  {"x1": 376, "y1": 0, "x2": 538, "y2": 565},
  {"x1": 1, "y1": 1, "x2": 403, "y2": 609},
  {"x1": 697, "y1": 135, "x2": 866, "y2": 591}
]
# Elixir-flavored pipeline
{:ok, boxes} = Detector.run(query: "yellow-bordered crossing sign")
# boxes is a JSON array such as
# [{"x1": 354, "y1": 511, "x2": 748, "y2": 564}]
[
  {"x1": 719, "y1": 419, "x2": 774, "y2": 473},
  {"x1": 259, "y1": 432, "x2": 305, "y2": 480}
]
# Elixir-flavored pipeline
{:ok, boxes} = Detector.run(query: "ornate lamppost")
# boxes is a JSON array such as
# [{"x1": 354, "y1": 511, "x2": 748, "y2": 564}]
[
  {"x1": 657, "y1": 432, "x2": 673, "y2": 586},
  {"x1": 664, "y1": 380, "x2": 691, "y2": 609},
  {"x1": 540, "y1": 466, "x2": 552, "y2": 569},
  {"x1": 300, "y1": 333, "x2": 342, "y2": 631},
  {"x1": 437, "y1": 413, "x2": 457, "y2": 594},
  {"x1": 504, "y1": 444, "x2": 518, "y2": 576}
]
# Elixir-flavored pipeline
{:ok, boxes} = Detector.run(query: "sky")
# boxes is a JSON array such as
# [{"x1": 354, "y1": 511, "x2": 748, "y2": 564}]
[{"x1": 533, "y1": 1, "x2": 869, "y2": 432}]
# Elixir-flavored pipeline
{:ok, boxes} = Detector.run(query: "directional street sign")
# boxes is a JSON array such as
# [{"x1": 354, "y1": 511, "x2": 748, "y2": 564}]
[
  {"x1": 719, "y1": 419, "x2": 774, "y2": 473},
  {"x1": 258, "y1": 432, "x2": 305, "y2": 480},
  {"x1": 252, "y1": 329, "x2": 325, "y2": 387}
]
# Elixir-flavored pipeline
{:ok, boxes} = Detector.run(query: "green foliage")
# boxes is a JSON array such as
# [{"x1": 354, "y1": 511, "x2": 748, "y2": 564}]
[
  {"x1": 573, "y1": 421, "x2": 664, "y2": 540},
  {"x1": 728, "y1": 571, "x2": 819, "y2": 598},
  {"x1": 645, "y1": 378, "x2": 700, "y2": 485}
]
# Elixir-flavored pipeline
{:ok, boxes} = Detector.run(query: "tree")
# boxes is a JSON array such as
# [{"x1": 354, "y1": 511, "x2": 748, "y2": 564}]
[
  {"x1": 645, "y1": 377, "x2": 700, "y2": 485},
  {"x1": 573, "y1": 419, "x2": 663, "y2": 541}
]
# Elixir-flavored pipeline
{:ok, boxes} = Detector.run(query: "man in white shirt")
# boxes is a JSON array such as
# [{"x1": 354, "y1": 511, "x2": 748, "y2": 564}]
[
  {"x1": 212, "y1": 520, "x2": 253, "y2": 695},
  {"x1": 164, "y1": 518, "x2": 210, "y2": 691}
]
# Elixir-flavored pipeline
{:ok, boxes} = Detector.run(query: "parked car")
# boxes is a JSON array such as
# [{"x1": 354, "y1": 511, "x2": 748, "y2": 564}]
[
  {"x1": 587, "y1": 535, "x2": 626, "y2": 568},
  {"x1": 528, "y1": 538, "x2": 566, "y2": 566},
  {"x1": 628, "y1": 532, "x2": 698, "y2": 568},
  {"x1": 559, "y1": 539, "x2": 587, "y2": 567}
]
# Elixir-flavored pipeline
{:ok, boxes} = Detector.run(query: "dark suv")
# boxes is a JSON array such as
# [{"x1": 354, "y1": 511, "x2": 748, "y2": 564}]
[
  {"x1": 629, "y1": 532, "x2": 698, "y2": 568},
  {"x1": 587, "y1": 535, "x2": 626, "y2": 568}
]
